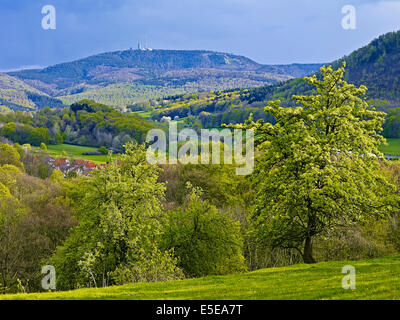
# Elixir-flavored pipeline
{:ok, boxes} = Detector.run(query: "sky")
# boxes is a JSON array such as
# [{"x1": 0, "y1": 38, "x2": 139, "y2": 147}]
[{"x1": 1, "y1": 0, "x2": 400, "y2": 71}]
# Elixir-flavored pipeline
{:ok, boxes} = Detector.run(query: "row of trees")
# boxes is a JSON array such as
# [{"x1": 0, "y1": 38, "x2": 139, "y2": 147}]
[{"x1": 0, "y1": 122, "x2": 52, "y2": 146}]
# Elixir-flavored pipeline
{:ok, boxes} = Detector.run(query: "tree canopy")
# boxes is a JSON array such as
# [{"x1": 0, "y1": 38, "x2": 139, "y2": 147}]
[{"x1": 240, "y1": 64, "x2": 397, "y2": 263}]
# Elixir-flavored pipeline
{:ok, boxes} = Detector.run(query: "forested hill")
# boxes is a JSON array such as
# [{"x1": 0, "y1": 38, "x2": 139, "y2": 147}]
[
  {"x1": 5, "y1": 50, "x2": 321, "y2": 108},
  {"x1": 0, "y1": 73, "x2": 65, "y2": 111},
  {"x1": 243, "y1": 30, "x2": 400, "y2": 107},
  {"x1": 151, "y1": 31, "x2": 400, "y2": 136},
  {"x1": 5, "y1": 29, "x2": 400, "y2": 112},
  {"x1": 9, "y1": 50, "x2": 321, "y2": 91},
  {"x1": 0, "y1": 99, "x2": 156, "y2": 151},
  {"x1": 336, "y1": 30, "x2": 400, "y2": 102}
]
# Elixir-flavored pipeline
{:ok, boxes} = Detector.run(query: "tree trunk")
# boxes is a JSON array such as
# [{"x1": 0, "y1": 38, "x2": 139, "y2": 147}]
[{"x1": 302, "y1": 236, "x2": 316, "y2": 264}]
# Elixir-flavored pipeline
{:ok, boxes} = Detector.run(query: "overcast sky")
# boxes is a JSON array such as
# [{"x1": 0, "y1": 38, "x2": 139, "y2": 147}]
[{"x1": 1, "y1": 0, "x2": 400, "y2": 70}]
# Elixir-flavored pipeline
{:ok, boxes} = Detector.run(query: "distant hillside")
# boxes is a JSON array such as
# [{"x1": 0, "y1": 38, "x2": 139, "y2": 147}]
[
  {"x1": 243, "y1": 30, "x2": 400, "y2": 107},
  {"x1": 58, "y1": 83, "x2": 187, "y2": 107},
  {"x1": 6, "y1": 50, "x2": 321, "y2": 108},
  {"x1": 0, "y1": 73, "x2": 65, "y2": 111},
  {"x1": 152, "y1": 30, "x2": 400, "y2": 133},
  {"x1": 0, "y1": 99, "x2": 158, "y2": 151},
  {"x1": 336, "y1": 31, "x2": 400, "y2": 103},
  {"x1": 257, "y1": 63, "x2": 326, "y2": 78}
]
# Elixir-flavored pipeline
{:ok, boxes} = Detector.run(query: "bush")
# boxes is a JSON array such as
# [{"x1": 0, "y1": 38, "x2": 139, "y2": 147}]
[
  {"x1": 111, "y1": 248, "x2": 184, "y2": 285},
  {"x1": 161, "y1": 185, "x2": 247, "y2": 277},
  {"x1": 98, "y1": 146, "x2": 108, "y2": 155},
  {"x1": 388, "y1": 213, "x2": 400, "y2": 252},
  {"x1": 0, "y1": 144, "x2": 24, "y2": 169},
  {"x1": 313, "y1": 217, "x2": 397, "y2": 261}
]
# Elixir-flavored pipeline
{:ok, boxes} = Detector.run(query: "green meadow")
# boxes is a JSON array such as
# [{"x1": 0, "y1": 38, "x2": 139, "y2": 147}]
[
  {"x1": 2, "y1": 255, "x2": 399, "y2": 300},
  {"x1": 380, "y1": 138, "x2": 400, "y2": 156},
  {"x1": 34, "y1": 144, "x2": 116, "y2": 164},
  {"x1": 33, "y1": 137, "x2": 400, "y2": 165}
]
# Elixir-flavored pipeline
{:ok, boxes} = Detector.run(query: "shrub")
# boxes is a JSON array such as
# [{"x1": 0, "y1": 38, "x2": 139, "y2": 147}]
[
  {"x1": 40, "y1": 143, "x2": 47, "y2": 151},
  {"x1": 111, "y1": 248, "x2": 184, "y2": 285},
  {"x1": 161, "y1": 185, "x2": 247, "y2": 277},
  {"x1": 98, "y1": 146, "x2": 108, "y2": 155}
]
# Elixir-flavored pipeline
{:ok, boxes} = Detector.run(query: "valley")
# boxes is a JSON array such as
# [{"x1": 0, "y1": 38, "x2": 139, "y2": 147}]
[{"x1": 1, "y1": 17, "x2": 400, "y2": 304}]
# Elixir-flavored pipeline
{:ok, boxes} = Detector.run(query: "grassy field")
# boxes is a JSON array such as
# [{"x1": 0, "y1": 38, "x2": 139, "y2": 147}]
[
  {"x1": 34, "y1": 144, "x2": 115, "y2": 164},
  {"x1": 132, "y1": 110, "x2": 152, "y2": 120},
  {"x1": 2, "y1": 255, "x2": 400, "y2": 300},
  {"x1": 30, "y1": 138, "x2": 400, "y2": 165},
  {"x1": 380, "y1": 138, "x2": 400, "y2": 156}
]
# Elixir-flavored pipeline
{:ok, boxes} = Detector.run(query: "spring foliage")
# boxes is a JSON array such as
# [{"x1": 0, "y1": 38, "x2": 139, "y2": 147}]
[
  {"x1": 240, "y1": 64, "x2": 397, "y2": 263},
  {"x1": 49, "y1": 143, "x2": 181, "y2": 289}
]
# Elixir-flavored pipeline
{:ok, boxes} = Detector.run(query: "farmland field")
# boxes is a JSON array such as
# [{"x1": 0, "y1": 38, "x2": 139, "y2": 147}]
[
  {"x1": 33, "y1": 144, "x2": 116, "y2": 164},
  {"x1": 380, "y1": 138, "x2": 400, "y2": 156},
  {"x1": 31, "y1": 138, "x2": 400, "y2": 165}
]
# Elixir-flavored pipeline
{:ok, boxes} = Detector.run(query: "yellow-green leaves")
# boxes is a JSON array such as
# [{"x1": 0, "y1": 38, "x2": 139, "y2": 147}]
[
  {"x1": 244, "y1": 64, "x2": 397, "y2": 263},
  {"x1": 0, "y1": 182, "x2": 11, "y2": 199}
]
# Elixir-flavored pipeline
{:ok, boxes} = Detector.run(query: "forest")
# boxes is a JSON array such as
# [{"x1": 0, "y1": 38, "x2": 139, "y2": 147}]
[{"x1": 0, "y1": 99, "x2": 156, "y2": 152}]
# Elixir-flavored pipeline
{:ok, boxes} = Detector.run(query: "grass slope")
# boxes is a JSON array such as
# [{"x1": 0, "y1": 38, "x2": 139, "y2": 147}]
[
  {"x1": 34, "y1": 144, "x2": 116, "y2": 164},
  {"x1": 2, "y1": 256, "x2": 400, "y2": 300},
  {"x1": 31, "y1": 139, "x2": 400, "y2": 165},
  {"x1": 379, "y1": 138, "x2": 400, "y2": 156}
]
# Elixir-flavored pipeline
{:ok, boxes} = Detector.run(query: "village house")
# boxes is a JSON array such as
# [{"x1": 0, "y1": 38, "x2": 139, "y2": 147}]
[{"x1": 41, "y1": 156, "x2": 102, "y2": 176}]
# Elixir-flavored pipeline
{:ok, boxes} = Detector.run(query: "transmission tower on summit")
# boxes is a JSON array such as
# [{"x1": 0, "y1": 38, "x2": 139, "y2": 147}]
[{"x1": 137, "y1": 40, "x2": 152, "y2": 51}]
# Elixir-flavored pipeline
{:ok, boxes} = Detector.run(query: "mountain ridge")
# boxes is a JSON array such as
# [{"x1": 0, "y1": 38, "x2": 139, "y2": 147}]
[
  {"x1": 234, "y1": 30, "x2": 400, "y2": 109},
  {"x1": 4, "y1": 49, "x2": 322, "y2": 109}
]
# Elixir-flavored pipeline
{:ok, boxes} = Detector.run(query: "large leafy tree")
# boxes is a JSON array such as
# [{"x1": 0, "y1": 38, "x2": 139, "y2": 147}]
[
  {"x1": 0, "y1": 144, "x2": 23, "y2": 169},
  {"x1": 241, "y1": 64, "x2": 396, "y2": 263},
  {"x1": 50, "y1": 143, "x2": 174, "y2": 289}
]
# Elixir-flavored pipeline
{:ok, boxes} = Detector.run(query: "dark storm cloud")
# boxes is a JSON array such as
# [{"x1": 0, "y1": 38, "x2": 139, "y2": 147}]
[{"x1": 1, "y1": 0, "x2": 400, "y2": 70}]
